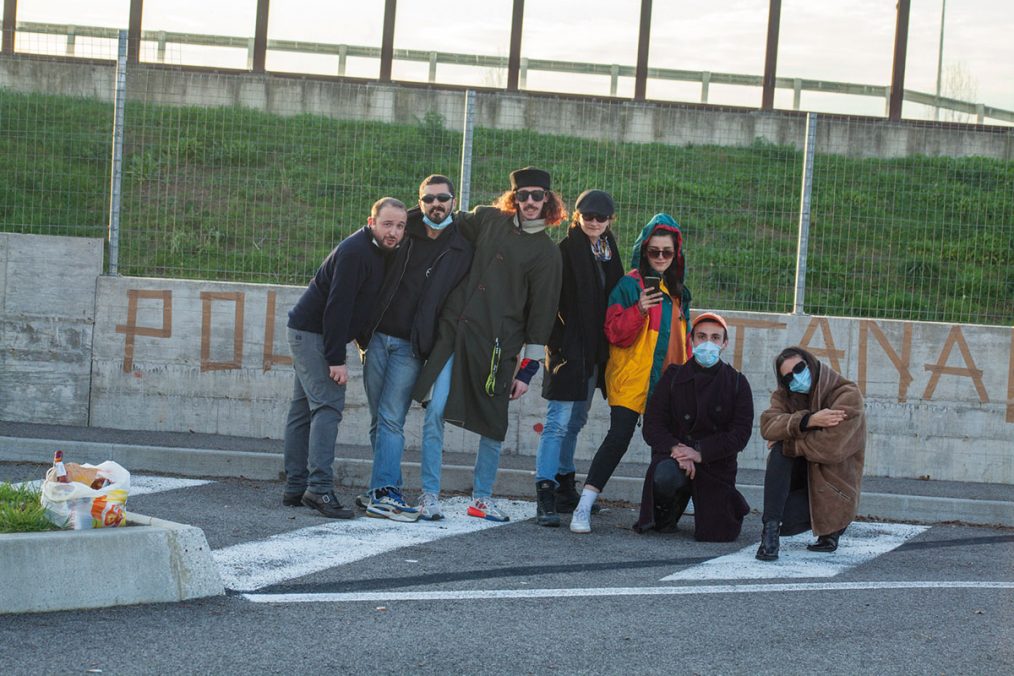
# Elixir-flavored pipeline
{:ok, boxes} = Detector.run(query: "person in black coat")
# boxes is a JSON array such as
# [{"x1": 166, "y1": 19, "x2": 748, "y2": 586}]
[
  {"x1": 533, "y1": 189, "x2": 624, "y2": 526},
  {"x1": 635, "y1": 312, "x2": 753, "y2": 542}
]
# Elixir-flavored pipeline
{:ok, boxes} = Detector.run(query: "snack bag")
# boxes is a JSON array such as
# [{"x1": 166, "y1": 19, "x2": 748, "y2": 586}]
[{"x1": 41, "y1": 460, "x2": 130, "y2": 529}]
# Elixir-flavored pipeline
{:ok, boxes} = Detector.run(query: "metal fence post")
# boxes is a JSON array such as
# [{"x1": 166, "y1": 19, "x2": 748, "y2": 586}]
[
  {"x1": 108, "y1": 30, "x2": 128, "y2": 276},
  {"x1": 793, "y1": 112, "x2": 817, "y2": 314},
  {"x1": 459, "y1": 90, "x2": 477, "y2": 212}
]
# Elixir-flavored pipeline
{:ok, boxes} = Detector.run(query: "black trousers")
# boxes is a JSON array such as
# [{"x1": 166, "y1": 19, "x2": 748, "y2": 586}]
[
  {"x1": 761, "y1": 442, "x2": 811, "y2": 535},
  {"x1": 585, "y1": 406, "x2": 640, "y2": 491},
  {"x1": 652, "y1": 458, "x2": 693, "y2": 529}
]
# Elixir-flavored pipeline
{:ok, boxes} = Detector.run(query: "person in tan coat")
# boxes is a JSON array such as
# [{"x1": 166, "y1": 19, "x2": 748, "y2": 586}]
[{"x1": 755, "y1": 346, "x2": 866, "y2": 560}]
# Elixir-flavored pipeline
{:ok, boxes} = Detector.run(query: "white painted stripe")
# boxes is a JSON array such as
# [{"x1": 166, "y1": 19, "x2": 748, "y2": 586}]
[
  {"x1": 661, "y1": 521, "x2": 928, "y2": 581},
  {"x1": 213, "y1": 497, "x2": 534, "y2": 591},
  {"x1": 243, "y1": 580, "x2": 1014, "y2": 604},
  {"x1": 15, "y1": 475, "x2": 212, "y2": 496}
]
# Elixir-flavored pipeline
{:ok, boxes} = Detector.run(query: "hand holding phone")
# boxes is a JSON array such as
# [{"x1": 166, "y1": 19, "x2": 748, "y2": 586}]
[{"x1": 638, "y1": 275, "x2": 664, "y2": 313}]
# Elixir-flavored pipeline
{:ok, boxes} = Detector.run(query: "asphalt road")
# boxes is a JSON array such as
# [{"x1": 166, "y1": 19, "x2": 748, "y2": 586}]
[{"x1": 2, "y1": 462, "x2": 1012, "y2": 675}]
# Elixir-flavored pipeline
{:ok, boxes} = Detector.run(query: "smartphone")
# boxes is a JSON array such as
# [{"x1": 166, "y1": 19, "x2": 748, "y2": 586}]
[{"x1": 643, "y1": 275, "x2": 662, "y2": 295}]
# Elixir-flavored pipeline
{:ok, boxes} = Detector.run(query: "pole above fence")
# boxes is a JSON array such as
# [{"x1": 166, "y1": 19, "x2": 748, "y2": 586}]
[
  {"x1": 252, "y1": 0, "x2": 269, "y2": 73},
  {"x1": 634, "y1": 0, "x2": 652, "y2": 101},
  {"x1": 889, "y1": 0, "x2": 911, "y2": 121},
  {"x1": 2, "y1": 0, "x2": 18, "y2": 55},
  {"x1": 761, "y1": 0, "x2": 782, "y2": 110},
  {"x1": 379, "y1": 0, "x2": 396, "y2": 82},
  {"x1": 507, "y1": 0, "x2": 524, "y2": 91},
  {"x1": 127, "y1": 0, "x2": 142, "y2": 64}
]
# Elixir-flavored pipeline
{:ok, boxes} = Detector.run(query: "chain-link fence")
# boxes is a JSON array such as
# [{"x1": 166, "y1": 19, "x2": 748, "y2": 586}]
[{"x1": 1, "y1": 48, "x2": 1011, "y2": 326}]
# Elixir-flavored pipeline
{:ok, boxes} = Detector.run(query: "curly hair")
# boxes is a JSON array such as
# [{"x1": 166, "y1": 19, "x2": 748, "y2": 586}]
[{"x1": 492, "y1": 190, "x2": 567, "y2": 226}]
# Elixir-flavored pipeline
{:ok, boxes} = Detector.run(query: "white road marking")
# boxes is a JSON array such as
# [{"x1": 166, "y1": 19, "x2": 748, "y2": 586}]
[
  {"x1": 243, "y1": 580, "x2": 1014, "y2": 604},
  {"x1": 661, "y1": 521, "x2": 928, "y2": 581},
  {"x1": 15, "y1": 476, "x2": 212, "y2": 496},
  {"x1": 213, "y1": 497, "x2": 533, "y2": 592}
]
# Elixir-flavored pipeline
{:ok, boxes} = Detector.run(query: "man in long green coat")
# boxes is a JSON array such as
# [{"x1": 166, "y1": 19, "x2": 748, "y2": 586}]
[{"x1": 411, "y1": 167, "x2": 564, "y2": 522}]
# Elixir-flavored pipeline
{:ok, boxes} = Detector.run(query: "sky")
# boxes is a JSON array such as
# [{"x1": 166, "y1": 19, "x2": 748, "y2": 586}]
[{"x1": 10, "y1": 0, "x2": 1014, "y2": 122}]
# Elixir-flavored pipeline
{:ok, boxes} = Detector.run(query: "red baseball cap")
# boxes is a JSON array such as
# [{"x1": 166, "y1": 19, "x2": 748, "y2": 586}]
[{"x1": 692, "y1": 311, "x2": 728, "y2": 331}]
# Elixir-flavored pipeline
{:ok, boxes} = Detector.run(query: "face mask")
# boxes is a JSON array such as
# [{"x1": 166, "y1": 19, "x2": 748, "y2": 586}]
[
  {"x1": 693, "y1": 341, "x2": 721, "y2": 368},
  {"x1": 423, "y1": 213, "x2": 453, "y2": 230},
  {"x1": 789, "y1": 366, "x2": 812, "y2": 393}
]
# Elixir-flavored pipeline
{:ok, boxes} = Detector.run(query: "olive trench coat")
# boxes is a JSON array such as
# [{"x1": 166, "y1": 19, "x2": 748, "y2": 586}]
[
  {"x1": 759, "y1": 359, "x2": 866, "y2": 536},
  {"x1": 412, "y1": 206, "x2": 562, "y2": 441}
]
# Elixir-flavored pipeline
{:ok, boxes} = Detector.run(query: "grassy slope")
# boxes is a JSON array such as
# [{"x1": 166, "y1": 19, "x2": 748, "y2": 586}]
[{"x1": 1, "y1": 90, "x2": 1011, "y2": 324}]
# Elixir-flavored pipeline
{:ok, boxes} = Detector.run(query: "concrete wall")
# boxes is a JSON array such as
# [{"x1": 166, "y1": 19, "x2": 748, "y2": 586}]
[
  {"x1": 0, "y1": 233, "x2": 102, "y2": 425},
  {"x1": 1, "y1": 56, "x2": 1011, "y2": 160},
  {"x1": 3, "y1": 234, "x2": 1011, "y2": 484}
]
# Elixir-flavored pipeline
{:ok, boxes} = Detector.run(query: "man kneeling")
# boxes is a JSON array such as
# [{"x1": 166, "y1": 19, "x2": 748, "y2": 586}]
[{"x1": 634, "y1": 312, "x2": 752, "y2": 541}]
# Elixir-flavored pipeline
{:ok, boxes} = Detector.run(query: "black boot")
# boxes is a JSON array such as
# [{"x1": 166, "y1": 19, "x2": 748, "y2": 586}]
[
  {"x1": 755, "y1": 521, "x2": 780, "y2": 561},
  {"x1": 807, "y1": 526, "x2": 846, "y2": 553},
  {"x1": 536, "y1": 480, "x2": 561, "y2": 527},
  {"x1": 554, "y1": 472, "x2": 580, "y2": 513}
]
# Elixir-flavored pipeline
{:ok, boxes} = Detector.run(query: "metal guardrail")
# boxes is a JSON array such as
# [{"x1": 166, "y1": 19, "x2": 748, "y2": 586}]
[{"x1": 6, "y1": 20, "x2": 1012, "y2": 124}]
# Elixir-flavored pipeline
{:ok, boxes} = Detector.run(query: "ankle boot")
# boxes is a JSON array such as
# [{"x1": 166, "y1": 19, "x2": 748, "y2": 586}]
[
  {"x1": 807, "y1": 526, "x2": 846, "y2": 553},
  {"x1": 755, "y1": 521, "x2": 780, "y2": 561},
  {"x1": 554, "y1": 472, "x2": 580, "y2": 513},
  {"x1": 536, "y1": 480, "x2": 561, "y2": 527}
]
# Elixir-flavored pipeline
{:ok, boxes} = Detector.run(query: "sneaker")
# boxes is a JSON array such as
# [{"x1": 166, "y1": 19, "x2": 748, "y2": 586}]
[
  {"x1": 417, "y1": 492, "x2": 444, "y2": 521},
  {"x1": 354, "y1": 492, "x2": 370, "y2": 511},
  {"x1": 366, "y1": 487, "x2": 420, "y2": 523},
  {"x1": 301, "y1": 490, "x2": 355, "y2": 519},
  {"x1": 282, "y1": 490, "x2": 305, "y2": 507},
  {"x1": 467, "y1": 497, "x2": 510, "y2": 523},
  {"x1": 570, "y1": 505, "x2": 592, "y2": 534}
]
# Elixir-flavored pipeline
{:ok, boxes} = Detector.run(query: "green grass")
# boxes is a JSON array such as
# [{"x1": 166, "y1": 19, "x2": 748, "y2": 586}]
[
  {"x1": 1, "y1": 89, "x2": 1011, "y2": 325},
  {"x1": 0, "y1": 481, "x2": 58, "y2": 534}
]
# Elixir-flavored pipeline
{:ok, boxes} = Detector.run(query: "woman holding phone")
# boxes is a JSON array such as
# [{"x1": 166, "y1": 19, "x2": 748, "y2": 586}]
[
  {"x1": 533, "y1": 190, "x2": 625, "y2": 527},
  {"x1": 570, "y1": 213, "x2": 692, "y2": 533}
]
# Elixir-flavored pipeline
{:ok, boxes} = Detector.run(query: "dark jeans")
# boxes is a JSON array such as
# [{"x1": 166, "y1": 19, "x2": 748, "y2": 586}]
[
  {"x1": 653, "y1": 458, "x2": 693, "y2": 529},
  {"x1": 585, "y1": 406, "x2": 640, "y2": 491},
  {"x1": 761, "y1": 442, "x2": 811, "y2": 535}
]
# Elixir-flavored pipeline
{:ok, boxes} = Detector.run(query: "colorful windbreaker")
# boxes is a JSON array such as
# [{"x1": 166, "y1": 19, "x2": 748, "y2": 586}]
[{"x1": 603, "y1": 214, "x2": 691, "y2": 413}]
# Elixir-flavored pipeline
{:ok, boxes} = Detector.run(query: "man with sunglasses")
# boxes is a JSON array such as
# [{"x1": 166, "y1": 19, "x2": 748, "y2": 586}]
[
  {"x1": 357, "y1": 175, "x2": 473, "y2": 522},
  {"x1": 411, "y1": 167, "x2": 564, "y2": 522},
  {"x1": 635, "y1": 312, "x2": 753, "y2": 541}
]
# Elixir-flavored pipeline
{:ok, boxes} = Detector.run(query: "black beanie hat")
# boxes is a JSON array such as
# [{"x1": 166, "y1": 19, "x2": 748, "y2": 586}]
[
  {"x1": 510, "y1": 166, "x2": 552, "y2": 191},
  {"x1": 574, "y1": 189, "x2": 615, "y2": 217}
]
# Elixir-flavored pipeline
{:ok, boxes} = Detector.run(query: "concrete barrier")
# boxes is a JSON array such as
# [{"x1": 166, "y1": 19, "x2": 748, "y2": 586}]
[
  {"x1": 0, "y1": 513, "x2": 223, "y2": 614},
  {"x1": 1, "y1": 233, "x2": 1012, "y2": 486}
]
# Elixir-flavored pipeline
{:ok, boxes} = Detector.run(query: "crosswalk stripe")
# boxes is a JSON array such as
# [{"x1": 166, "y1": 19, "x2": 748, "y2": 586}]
[
  {"x1": 212, "y1": 497, "x2": 534, "y2": 592},
  {"x1": 661, "y1": 521, "x2": 928, "y2": 581},
  {"x1": 242, "y1": 580, "x2": 1014, "y2": 604}
]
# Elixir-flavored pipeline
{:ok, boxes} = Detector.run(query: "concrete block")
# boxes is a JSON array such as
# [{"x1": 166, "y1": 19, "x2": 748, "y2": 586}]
[{"x1": 0, "y1": 513, "x2": 223, "y2": 614}]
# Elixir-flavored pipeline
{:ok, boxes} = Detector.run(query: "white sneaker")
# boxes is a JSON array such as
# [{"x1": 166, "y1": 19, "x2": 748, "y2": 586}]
[
  {"x1": 417, "y1": 492, "x2": 444, "y2": 521},
  {"x1": 570, "y1": 505, "x2": 592, "y2": 533}
]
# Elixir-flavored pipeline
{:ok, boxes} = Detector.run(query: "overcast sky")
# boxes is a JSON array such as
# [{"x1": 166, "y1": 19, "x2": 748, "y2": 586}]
[{"x1": 13, "y1": 0, "x2": 1013, "y2": 121}]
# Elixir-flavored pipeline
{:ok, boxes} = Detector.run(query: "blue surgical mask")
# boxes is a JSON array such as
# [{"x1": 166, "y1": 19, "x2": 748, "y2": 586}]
[
  {"x1": 423, "y1": 213, "x2": 453, "y2": 230},
  {"x1": 789, "y1": 366, "x2": 812, "y2": 393},
  {"x1": 693, "y1": 341, "x2": 722, "y2": 368}
]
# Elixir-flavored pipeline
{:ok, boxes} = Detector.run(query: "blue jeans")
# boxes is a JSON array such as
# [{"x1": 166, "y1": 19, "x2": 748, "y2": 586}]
[
  {"x1": 420, "y1": 354, "x2": 503, "y2": 498},
  {"x1": 534, "y1": 371, "x2": 597, "y2": 484},
  {"x1": 364, "y1": 332, "x2": 422, "y2": 491},
  {"x1": 283, "y1": 328, "x2": 346, "y2": 494}
]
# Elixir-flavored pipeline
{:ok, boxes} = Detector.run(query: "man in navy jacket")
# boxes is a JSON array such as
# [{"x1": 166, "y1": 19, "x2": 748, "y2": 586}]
[{"x1": 283, "y1": 197, "x2": 407, "y2": 518}]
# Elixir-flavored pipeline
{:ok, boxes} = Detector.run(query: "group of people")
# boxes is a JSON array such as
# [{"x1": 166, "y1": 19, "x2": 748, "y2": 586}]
[{"x1": 281, "y1": 166, "x2": 867, "y2": 558}]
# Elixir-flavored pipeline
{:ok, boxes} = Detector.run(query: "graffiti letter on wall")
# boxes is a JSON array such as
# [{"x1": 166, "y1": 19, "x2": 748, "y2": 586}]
[
  {"x1": 723, "y1": 317, "x2": 787, "y2": 371},
  {"x1": 922, "y1": 325, "x2": 988, "y2": 403},
  {"x1": 200, "y1": 291, "x2": 244, "y2": 372},
  {"x1": 858, "y1": 321, "x2": 913, "y2": 402},
  {"x1": 798, "y1": 317, "x2": 845, "y2": 374},
  {"x1": 263, "y1": 290, "x2": 292, "y2": 372},
  {"x1": 115, "y1": 289, "x2": 172, "y2": 373}
]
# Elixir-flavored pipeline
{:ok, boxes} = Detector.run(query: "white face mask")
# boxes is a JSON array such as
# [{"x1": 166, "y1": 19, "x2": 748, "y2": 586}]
[{"x1": 693, "y1": 340, "x2": 722, "y2": 368}]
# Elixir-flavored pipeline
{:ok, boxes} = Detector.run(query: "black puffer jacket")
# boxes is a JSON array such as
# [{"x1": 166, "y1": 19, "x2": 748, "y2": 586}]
[
  {"x1": 358, "y1": 208, "x2": 473, "y2": 359},
  {"x1": 542, "y1": 226, "x2": 624, "y2": 401}
]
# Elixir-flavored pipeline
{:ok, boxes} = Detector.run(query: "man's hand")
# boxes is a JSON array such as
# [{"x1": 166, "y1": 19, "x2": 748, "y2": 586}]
[
  {"x1": 671, "y1": 443, "x2": 702, "y2": 464},
  {"x1": 677, "y1": 457, "x2": 696, "y2": 480},
  {"x1": 509, "y1": 379, "x2": 529, "y2": 400},
  {"x1": 329, "y1": 365, "x2": 348, "y2": 386},
  {"x1": 809, "y1": 408, "x2": 847, "y2": 428}
]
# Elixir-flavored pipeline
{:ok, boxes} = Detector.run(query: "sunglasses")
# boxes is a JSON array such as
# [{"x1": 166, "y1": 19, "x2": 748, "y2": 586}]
[
  {"x1": 780, "y1": 360, "x2": 807, "y2": 388},
  {"x1": 581, "y1": 212, "x2": 610, "y2": 223},
  {"x1": 646, "y1": 247, "x2": 675, "y2": 260},
  {"x1": 420, "y1": 193, "x2": 453, "y2": 204},
  {"x1": 515, "y1": 189, "x2": 546, "y2": 203}
]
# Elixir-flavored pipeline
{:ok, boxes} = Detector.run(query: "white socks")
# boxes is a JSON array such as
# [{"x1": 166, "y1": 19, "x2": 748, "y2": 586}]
[{"x1": 577, "y1": 487, "x2": 598, "y2": 513}]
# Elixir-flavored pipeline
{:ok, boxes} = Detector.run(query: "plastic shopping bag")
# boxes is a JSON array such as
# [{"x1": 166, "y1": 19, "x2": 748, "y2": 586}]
[{"x1": 41, "y1": 460, "x2": 130, "y2": 530}]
